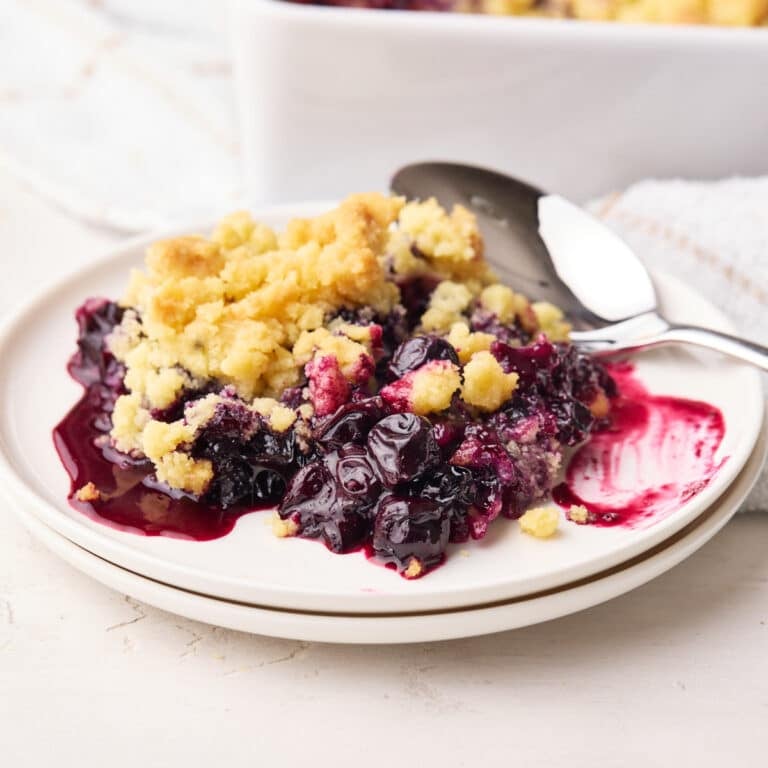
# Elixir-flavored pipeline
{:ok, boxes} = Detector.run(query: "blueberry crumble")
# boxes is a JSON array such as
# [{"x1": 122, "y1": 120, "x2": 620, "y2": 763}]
[{"x1": 55, "y1": 194, "x2": 617, "y2": 578}]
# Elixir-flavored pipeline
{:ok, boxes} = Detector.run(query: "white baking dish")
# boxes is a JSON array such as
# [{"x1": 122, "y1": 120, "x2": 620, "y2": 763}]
[{"x1": 230, "y1": 0, "x2": 768, "y2": 203}]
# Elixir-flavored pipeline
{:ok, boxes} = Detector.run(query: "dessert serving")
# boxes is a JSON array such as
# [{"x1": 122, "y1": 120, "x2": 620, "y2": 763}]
[
  {"x1": 287, "y1": 0, "x2": 768, "y2": 26},
  {"x1": 55, "y1": 193, "x2": 622, "y2": 579}
]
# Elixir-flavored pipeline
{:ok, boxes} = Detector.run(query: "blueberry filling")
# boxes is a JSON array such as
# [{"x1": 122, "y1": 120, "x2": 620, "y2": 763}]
[
  {"x1": 366, "y1": 413, "x2": 440, "y2": 486},
  {"x1": 55, "y1": 198, "x2": 618, "y2": 579},
  {"x1": 386, "y1": 335, "x2": 459, "y2": 381},
  {"x1": 71, "y1": 299, "x2": 125, "y2": 385},
  {"x1": 58, "y1": 295, "x2": 616, "y2": 577},
  {"x1": 372, "y1": 494, "x2": 450, "y2": 575},
  {"x1": 280, "y1": 445, "x2": 379, "y2": 553},
  {"x1": 314, "y1": 397, "x2": 385, "y2": 449}
]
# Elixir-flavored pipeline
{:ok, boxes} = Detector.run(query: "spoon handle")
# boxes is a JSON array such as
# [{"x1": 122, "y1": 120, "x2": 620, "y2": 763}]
[
  {"x1": 657, "y1": 324, "x2": 768, "y2": 372},
  {"x1": 571, "y1": 315, "x2": 768, "y2": 372}
]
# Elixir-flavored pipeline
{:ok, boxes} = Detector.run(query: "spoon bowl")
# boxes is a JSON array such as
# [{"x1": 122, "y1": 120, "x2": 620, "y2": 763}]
[
  {"x1": 391, "y1": 161, "x2": 768, "y2": 371},
  {"x1": 392, "y1": 162, "x2": 598, "y2": 329}
]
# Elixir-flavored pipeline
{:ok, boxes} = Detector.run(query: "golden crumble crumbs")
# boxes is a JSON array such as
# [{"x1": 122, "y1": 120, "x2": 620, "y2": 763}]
[
  {"x1": 272, "y1": 514, "x2": 300, "y2": 538},
  {"x1": 106, "y1": 194, "x2": 575, "y2": 495},
  {"x1": 75, "y1": 482, "x2": 101, "y2": 502},
  {"x1": 589, "y1": 390, "x2": 611, "y2": 419},
  {"x1": 532, "y1": 301, "x2": 572, "y2": 343},
  {"x1": 519, "y1": 506, "x2": 561, "y2": 538},
  {"x1": 251, "y1": 398, "x2": 297, "y2": 432},
  {"x1": 447, "y1": 322, "x2": 495, "y2": 363},
  {"x1": 462, "y1": 351, "x2": 519, "y2": 412},
  {"x1": 409, "y1": 361, "x2": 463, "y2": 415},
  {"x1": 420, "y1": 280, "x2": 477, "y2": 332},
  {"x1": 567, "y1": 504, "x2": 590, "y2": 524},
  {"x1": 403, "y1": 557, "x2": 424, "y2": 579}
]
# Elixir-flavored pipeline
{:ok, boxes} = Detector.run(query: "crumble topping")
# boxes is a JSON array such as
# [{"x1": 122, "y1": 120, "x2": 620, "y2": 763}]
[
  {"x1": 251, "y1": 398, "x2": 297, "y2": 432},
  {"x1": 380, "y1": 360, "x2": 463, "y2": 416},
  {"x1": 74, "y1": 482, "x2": 101, "y2": 502},
  {"x1": 589, "y1": 390, "x2": 611, "y2": 418},
  {"x1": 567, "y1": 504, "x2": 590, "y2": 524},
  {"x1": 461, "y1": 351, "x2": 519, "y2": 412},
  {"x1": 107, "y1": 194, "x2": 520, "y2": 490},
  {"x1": 271, "y1": 514, "x2": 300, "y2": 538},
  {"x1": 155, "y1": 452, "x2": 213, "y2": 496},
  {"x1": 519, "y1": 506, "x2": 561, "y2": 538},
  {"x1": 446, "y1": 322, "x2": 495, "y2": 363},
  {"x1": 479, "y1": 284, "x2": 534, "y2": 329},
  {"x1": 403, "y1": 557, "x2": 425, "y2": 579},
  {"x1": 117, "y1": 194, "x2": 405, "y2": 406},
  {"x1": 531, "y1": 301, "x2": 571, "y2": 343},
  {"x1": 420, "y1": 281, "x2": 476, "y2": 332}
]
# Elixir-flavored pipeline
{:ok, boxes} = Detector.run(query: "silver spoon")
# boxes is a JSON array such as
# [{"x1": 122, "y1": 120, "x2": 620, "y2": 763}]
[{"x1": 391, "y1": 162, "x2": 768, "y2": 371}]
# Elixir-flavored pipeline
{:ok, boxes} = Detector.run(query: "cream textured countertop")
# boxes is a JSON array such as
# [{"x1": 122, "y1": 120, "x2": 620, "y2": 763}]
[{"x1": 1, "y1": 169, "x2": 767, "y2": 767}]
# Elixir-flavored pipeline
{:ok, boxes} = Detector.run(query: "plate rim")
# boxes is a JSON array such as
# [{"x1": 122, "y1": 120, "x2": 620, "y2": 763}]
[
  {"x1": 0, "y1": 203, "x2": 763, "y2": 614},
  {"x1": 7, "y1": 412, "x2": 766, "y2": 643}
]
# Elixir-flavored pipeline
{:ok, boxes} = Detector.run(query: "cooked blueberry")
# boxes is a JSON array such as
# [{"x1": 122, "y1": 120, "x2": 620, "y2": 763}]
[
  {"x1": 190, "y1": 406, "x2": 302, "y2": 509},
  {"x1": 494, "y1": 395, "x2": 558, "y2": 443},
  {"x1": 372, "y1": 494, "x2": 449, "y2": 575},
  {"x1": 447, "y1": 511, "x2": 471, "y2": 544},
  {"x1": 248, "y1": 427, "x2": 298, "y2": 466},
  {"x1": 431, "y1": 420, "x2": 466, "y2": 456},
  {"x1": 387, "y1": 335, "x2": 459, "y2": 380},
  {"x1": 408, "y1": 465, "x2": 474, "y2": 543},
  {"x1": 549, "y1": 397, "x2": 594, "y2": 447},
  {"x1": 150, "y1": 383, "x2": 218, "y2": 424},
  {"x1": 251, "y1": 466, "x2": 288, "y2": 500},
  {"x1": 70, "y1": 299, "x2": 125, "y2": 388},
  {"x1": 553, "y1": 343, "x2": 617, "y2": 404},
  {"x1": 489, "y1": 340, "x2": 613, "y2": 445},
  {"x1": 314, "y1": 397, "x2": 385, "y2": 449},
  {"x1": 203, "y1": 454, "x2": 286, "y2": 509},
  {"x1": 279, "y1": 386, "x2": 304, "y2": 408},
  {"x1": 74, "y1": 299, "x2": 124, "y2": 364},
  {"x1": 490, "y1": 338, "x2": 555, "y2": 388},
  {"x1": 473, "y1": 474, "x2": 504, "y2": 521},
  {"x1": 411, "y1": 465, "x2": 474, "y2": 508},
  {"x1": 450, "y1": 431, "x2": 518, "y2": 485},
  {"x1": 375, "y1": 306, "x2": 409, "y2": 380},
  {"x1": 283, "y1": 460, "x2": 329, "y2": 505},
  {"x1": 331, "y1": 444, "x2": 380, "y2": 498},
  {"x1": 397, "y1": 275, "x2": 440, "y2": 326},
  {"x1": 198, "y1": 400, "x2": 260, "y2": 442},
  {"x1": 470, "y1": 306, "x2": 528, "y2": 346},
  {"x1": 367, "y1": 413, "x2": 440, "y2": 486},
  {"x1": 278, "y1": 446, "x2": 378, "y2": 553},
  {"x1": 205, "y1": 455, "x2": 253, "y2": 508}
]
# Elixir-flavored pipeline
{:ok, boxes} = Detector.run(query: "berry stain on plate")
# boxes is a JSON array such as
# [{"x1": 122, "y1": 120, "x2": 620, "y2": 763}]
[{"x1": 553, "y1": 362, "x2": 726, "y2": 528}]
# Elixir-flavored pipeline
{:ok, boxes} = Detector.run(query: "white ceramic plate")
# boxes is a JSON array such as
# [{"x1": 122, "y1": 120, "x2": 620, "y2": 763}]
[
  {"x1": 6, "y1": 414, "x2": 766, "y2": 644},
  {"x1": 0, "y1": 203, "x2": 763, "y2": 614}
]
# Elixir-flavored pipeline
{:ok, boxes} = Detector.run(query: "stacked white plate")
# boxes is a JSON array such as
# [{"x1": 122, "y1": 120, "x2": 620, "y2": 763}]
[{"x1": 0, "y1": 204, "x2": 764, "y2": 644}]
